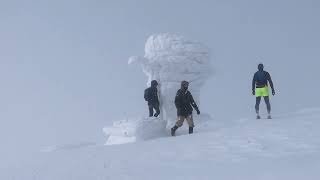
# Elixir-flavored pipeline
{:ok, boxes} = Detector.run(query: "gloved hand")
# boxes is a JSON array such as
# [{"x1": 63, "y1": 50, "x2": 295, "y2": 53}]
[
  {"x1": 272, "y1": 89, "x2": 275, "y2": 96},
  {"x1": 196, "y1": 109, "x2": 200, "y2": 115},
  {"x1": 252, "y1": 90, "x2": 255, "y2": 96}
]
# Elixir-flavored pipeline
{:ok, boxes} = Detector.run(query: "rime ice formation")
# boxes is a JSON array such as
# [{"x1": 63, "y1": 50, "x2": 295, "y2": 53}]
[
  {"x1": 104, "y1": 33, "x2": 213, "y2": 144},
  {"x1": 129, "y1": 33, "x2": 213, "y2": 127}
]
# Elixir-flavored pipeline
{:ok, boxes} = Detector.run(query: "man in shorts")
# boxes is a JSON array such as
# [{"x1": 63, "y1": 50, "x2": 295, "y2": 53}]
[
  {"x1": 171, "y1": 81, "x2": 200, "y2": 136},
  {"x1": 252, "y1": 63, "x2": 275, "y2": 119}
]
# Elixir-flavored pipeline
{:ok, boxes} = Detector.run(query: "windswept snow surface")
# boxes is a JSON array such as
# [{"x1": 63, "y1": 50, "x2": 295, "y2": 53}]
[{"x1": 2, "y1": 108, "x2": 320, "y2": 180}]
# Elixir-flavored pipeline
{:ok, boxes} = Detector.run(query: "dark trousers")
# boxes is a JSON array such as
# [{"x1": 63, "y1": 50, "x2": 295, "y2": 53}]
[
  {"x1": 148, "y1": 103, "x2": 160, "y2": 117},
  {"x1": 255, "y1": 96, "x2": 271, "y2": 114}
]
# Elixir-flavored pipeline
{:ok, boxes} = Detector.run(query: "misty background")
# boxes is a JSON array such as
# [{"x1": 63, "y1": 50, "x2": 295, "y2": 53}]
[{"x1": 1, "y1": 0, "x2": 319, "y2": 167}]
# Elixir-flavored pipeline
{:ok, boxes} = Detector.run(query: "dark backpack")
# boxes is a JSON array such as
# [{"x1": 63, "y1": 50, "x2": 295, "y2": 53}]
[{"x1": 144, "y1": 88, "x2": 150, "y2": 101}]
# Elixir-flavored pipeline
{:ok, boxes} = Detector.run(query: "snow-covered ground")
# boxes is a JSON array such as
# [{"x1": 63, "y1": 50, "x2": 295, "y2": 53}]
[{"x1": 2, "y1": 107, "x2": 320, "y2": 180}]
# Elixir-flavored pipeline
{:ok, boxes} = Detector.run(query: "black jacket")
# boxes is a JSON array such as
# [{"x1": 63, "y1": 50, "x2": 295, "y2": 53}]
[
  {"x1": 252, "y1": 70, "x2": 274, "y2": 91},
  {"x1": 145, "y1": 86, "x2": 159, "y2": 105},
  {"x1": 175, "y1": 89, "x2": 199, "y2": 116}
]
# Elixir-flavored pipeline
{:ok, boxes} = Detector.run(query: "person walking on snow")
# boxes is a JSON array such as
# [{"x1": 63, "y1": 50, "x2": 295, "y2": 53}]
[
  {"x1": 144, "y1": 80, "x2": 160, "y2": 117},
  {"x1": 171, "y1": 81, "x2": 200, "y2": 136},
  {"x1": 252, "y1": 63, "x2": 275, "y2": 119}
]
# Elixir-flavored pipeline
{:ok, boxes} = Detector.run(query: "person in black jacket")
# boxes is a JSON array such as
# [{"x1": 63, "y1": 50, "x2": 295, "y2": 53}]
[
  {"x1": 252, "y1": 63, "x2": 275, "y2": 119},
  {"x1": 144, "y1": 80, "x2": 160, "y2": 117},
  {"x1": 171, "y1": 81, "x2": 200, "y2": 136}
]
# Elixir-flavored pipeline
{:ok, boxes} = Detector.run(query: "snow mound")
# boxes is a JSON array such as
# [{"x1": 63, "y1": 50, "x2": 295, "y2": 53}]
[
  {"x1": 135, "y1": 117, "x2": 167, "y2": 140},
  {"x1": 103, "y1": 117, "x2": 167, "y2": 145}
]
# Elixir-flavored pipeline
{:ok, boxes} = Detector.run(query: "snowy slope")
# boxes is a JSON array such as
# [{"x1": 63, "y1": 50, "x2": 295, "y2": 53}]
[{"x1": 2, "y1": 108, "x2": 320, "y2": 180}]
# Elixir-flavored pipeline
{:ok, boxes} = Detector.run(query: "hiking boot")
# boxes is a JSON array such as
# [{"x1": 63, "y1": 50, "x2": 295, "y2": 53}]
[
  {"x1": 267, "y1": 115, "x2": 272, "y2": 119},
  {"x1": 189, "y1": 127, "x2": 193, "y2": 134},
  {"x1": 171, "y1": 128, "x2": 175, "y2": 136},
  {"x1": 256, "y1": 115, "x2": 261, "y2": 119},
  {"x1": 154, "y1": 112, "x2": 160, "y2": 117},
  {"x1": 171, "y1": 126, "x2": 178, "y2": 136}
]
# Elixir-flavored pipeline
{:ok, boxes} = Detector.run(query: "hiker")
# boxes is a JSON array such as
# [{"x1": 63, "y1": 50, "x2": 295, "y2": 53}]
[
  {"x1": 171, "y1": 81, "x2": 200, "y2": 136},
  {"x1": 144, "y1": 80, "x2": 160, "y2": 117},
  {"x1": 252, "y1": 63, "x2": 275, "y2": 119}
]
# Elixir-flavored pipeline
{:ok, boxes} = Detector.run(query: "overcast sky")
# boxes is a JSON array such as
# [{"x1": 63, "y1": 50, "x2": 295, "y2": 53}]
[{"x1": 1, "y1": 0, "x2": 319, "y2": 166}]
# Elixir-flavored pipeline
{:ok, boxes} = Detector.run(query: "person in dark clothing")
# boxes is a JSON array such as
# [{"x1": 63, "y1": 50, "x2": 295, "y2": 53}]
[
  {"x1": 171, "y1": 81, "x2": 200, "y2": 136},
  {"x1": 252, "y1": 63, "x2": 275, "y2": 119},
  {"x1": 144, "y1": 80, "x2": 160, "y2": 117}
]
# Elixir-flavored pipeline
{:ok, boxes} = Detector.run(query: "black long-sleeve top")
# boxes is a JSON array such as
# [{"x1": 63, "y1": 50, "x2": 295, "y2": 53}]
[
  {"x1": 252, "y1": 70, "x2": 274, "y2": 91},
  {"x1": 174, "y1": 89, "x2": 199, "y2": 116}
]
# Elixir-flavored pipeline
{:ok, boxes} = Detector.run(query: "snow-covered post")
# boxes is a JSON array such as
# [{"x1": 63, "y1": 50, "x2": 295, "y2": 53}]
[{"x1": 129, "y1": 33, "x2": 213, "y2": 127}]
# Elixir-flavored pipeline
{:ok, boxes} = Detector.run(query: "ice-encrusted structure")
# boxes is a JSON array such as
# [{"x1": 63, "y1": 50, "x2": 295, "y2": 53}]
[
  {"x1": 104, "y1": 33, "x2": 213, "y2": 144},
  {"x1": 129, "y1": 33, "x2": 213, "y2": 126}
]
